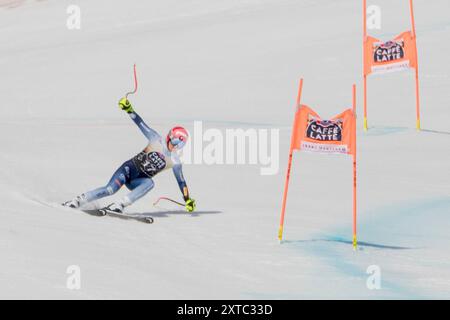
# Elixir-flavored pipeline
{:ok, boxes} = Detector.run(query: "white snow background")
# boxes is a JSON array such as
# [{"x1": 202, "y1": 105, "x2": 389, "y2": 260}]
[{"x1": 0, "y1": 0, "x2": 449, "y2": 299}]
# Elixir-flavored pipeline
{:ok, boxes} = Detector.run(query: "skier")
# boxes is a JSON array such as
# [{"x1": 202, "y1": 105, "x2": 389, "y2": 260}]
[{"x1": 63, "y1": 98, "x2": 196, "y2": 214}]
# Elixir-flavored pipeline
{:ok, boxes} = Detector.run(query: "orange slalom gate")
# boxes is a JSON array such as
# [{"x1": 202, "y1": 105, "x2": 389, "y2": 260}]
[
  {"x1": 363, "y1": 0, "x2": 421, "y2": 131},
  {"x1": 278, "y1": 80, "x2": 358, "y2": 250}
]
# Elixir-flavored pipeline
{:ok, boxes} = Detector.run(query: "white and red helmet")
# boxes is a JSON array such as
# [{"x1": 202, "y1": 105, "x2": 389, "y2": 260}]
[{"x1": 166, "y1": 126, "x2": 189, "y2": 150}]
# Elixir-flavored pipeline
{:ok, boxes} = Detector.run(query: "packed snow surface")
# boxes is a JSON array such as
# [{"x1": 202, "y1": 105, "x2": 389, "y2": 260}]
[{"x1": 0, "y1": 0, "x2": 449, "y2": 299}]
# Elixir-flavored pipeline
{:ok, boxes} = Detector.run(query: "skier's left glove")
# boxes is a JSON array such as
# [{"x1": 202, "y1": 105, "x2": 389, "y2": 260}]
[
  {"x1": 119, "y1": 97, "x2": 134, "y2": 113},
  {"x1": 185, "y1": 198, "x2": 196, "y2": 213}
]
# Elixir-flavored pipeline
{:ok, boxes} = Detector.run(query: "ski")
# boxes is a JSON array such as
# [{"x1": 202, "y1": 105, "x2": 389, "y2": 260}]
[
  {"x1": 28, "y1": 197, "x2": 154, "y2": 224},
  {"x1": 82, "y1": 208, "x2": 154, "y2": 224}
]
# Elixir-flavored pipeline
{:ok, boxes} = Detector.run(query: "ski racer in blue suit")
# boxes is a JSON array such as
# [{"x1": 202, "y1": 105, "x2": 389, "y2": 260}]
[{"x1": 63, "y1": 98, "x2": 196, "y2": 214}]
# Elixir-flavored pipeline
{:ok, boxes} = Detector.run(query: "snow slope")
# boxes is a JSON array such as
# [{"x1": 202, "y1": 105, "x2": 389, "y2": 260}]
[{"x1": 0, "y1": 0, "x2": 449, "y2": 299}]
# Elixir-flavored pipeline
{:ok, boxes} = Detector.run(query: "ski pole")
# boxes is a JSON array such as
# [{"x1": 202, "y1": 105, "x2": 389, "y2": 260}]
[
  {"x1": 125, "y1": 64, "x2": 138, "y2": 99},
  {"x1": 153, "y1": 197, "x2": 185, "y2": 207}
]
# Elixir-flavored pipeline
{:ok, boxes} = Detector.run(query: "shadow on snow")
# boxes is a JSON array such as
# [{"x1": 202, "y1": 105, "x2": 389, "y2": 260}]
[
  {"x1": 141, "y1": 210, "x2": 223, "y2": 218},
  {"x1": 282, "y1": 238, "x2": 418, "y2": 250}
]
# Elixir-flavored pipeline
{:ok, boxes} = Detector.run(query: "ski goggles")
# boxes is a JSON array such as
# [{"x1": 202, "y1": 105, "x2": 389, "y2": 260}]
[{"x1": 169, "y1": 136, "x2": 187, "y2": 149}]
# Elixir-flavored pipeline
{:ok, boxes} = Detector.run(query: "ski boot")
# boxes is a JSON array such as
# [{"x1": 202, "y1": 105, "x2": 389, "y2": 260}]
[
  {"x1": 101, "y1": 202, "x2": 125, "y2": 215},
  {"x1": 62, "y1": 195, "x2": 86, "y2": 209}
]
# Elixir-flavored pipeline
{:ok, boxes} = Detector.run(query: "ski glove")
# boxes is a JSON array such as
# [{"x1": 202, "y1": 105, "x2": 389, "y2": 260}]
[
  {"x1": 119, "y1": 98, "x2": 134, "y2": 113},
  {"x1": 185, "y1": 198, "x2": 196, "y2": 213}
]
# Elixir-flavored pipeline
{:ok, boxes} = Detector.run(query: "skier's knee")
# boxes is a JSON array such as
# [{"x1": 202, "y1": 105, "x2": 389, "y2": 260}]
[
  {"x1": 106, "y1": 183, "x2": 120, "y2": 195},
  {"x1": 106, "y1": 185, "x2": 115, "y2": 195},
  {"x1": 143, "y1": 180, "x2": 154, "y2": 192},
  {"x1": 107, "y1": 174, "x2": 127, "y2": 195}
]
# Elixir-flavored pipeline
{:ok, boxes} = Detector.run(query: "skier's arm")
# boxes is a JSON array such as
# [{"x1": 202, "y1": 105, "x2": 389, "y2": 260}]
[
  {"x1": 173, "y1": 164, "x2": 196, "y2": 213},
  {"x1": 119, "y1": 98, "x2": 161, "y2": 142},
  {"x1": 128, "y1": 112, "x2": 161, "y2": 142},
  {"x1": 172, "y1": 164, "x2": 190, "y2": 201}
]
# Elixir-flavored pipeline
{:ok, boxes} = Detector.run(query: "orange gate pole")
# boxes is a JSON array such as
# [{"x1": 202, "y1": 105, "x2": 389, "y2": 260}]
[
  {"x1": 363, "y1": 0, "x2": 368, "y2": 131},
  {"x1": 278, "y1": 79, "x2": 303, "y2": 242},
  {"x1": 352, "y1": 84, "x2": 358, "y2": 250},
  {"x1": 409, "y1": 0, "x2": 421, "y2": 131}
]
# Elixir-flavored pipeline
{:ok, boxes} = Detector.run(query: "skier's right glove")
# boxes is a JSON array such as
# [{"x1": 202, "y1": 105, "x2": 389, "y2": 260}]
[
  {"x1": 185, "y1": 198, "x2": 196, "y2": 213},
  {"x1": 119, "y1": 97, "x2": 134, "y2": 113}
]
